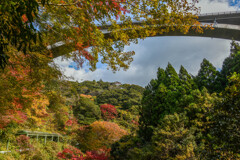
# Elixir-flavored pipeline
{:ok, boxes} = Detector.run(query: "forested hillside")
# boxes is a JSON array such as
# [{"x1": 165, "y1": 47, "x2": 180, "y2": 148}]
[
  {"x1": 1, "y1": 41, "x2": 240, "y2": 159},
  {"x1": 111, "y1": 41, "x2": 240, "y2": 159},
  {"x1": 3, "y1": 0, "x2": 239, "y2": 159},
  {"x1": 61, "y1": 80, "x2": 144, "y2": 109},
  {"x1": 0, "y1": 74, "x2": 143, "y2": 159}
]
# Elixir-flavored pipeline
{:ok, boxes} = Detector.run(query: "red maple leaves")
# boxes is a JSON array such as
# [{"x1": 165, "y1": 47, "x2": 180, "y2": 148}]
[
  {"x1": 57, "y1": 146, "x2": 110, "y2": 160},
  {"x1": 22, "y1": 14, "x2": 28, "y2": 23},
  {"x1": 100, "y1": 104, "x2": 118, "y2": 120},
  {"x1": 57, "y1": 145, "x2": 85, "y2": 160},
  {"x1": 85, "y1": 148, "x2": 111, "y2": 160}
]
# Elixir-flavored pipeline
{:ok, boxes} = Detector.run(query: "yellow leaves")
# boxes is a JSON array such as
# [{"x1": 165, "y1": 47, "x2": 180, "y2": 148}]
[
  {"x1": 25, "y1": 95, "x2": 50, "y2": 126},
  {"x1": 77, "y1": 121, "x2": 128, "y2": 151},
  {"x1": 40, "y1": 0, "x2": 202, "y2": 71},
  {"x1": 80, "y1": 94, "x2": 94, "y2": 101}
]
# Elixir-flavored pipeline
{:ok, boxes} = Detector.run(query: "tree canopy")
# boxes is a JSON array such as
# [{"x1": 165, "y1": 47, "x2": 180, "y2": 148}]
[
  {"x1": 1, "y1": 0, "x2": 202, "y2": 71},
  {"x1": 111, "y1": 42, "x2": 240, "y2": 159},
  {"x1": 0, "y1": 0, "x2": 47, "y2": 69}
]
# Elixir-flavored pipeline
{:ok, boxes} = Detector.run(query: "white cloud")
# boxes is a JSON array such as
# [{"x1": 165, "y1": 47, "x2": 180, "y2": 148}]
[
  {"x1": 54, "y1": 1, "x2": 237, "y2": 87},
  {"x1": 198, "y1": 0, "x2": 236, "y2": 13},
  {"x1": 54, "y1": 36, "x2": 232, "y2": 87}
]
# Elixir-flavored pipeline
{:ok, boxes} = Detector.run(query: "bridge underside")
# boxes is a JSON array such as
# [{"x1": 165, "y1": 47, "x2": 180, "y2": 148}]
[
  {"x1": 51, "y1": 27, "x2": 240, "y2": 58},
  {"x1": 158, "y1": 27, "x2": 240, "y2": 41}
]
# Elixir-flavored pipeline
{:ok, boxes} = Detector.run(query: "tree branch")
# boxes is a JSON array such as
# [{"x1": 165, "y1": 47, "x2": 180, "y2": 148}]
[{"x1": 37, "y1": 2, "x2": 77, "y2": 6}]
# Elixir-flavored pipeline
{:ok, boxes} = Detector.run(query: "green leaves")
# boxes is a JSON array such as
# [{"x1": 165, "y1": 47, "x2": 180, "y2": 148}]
[
  {"x1": 39, "y1": 0, "x2": 200, "y2": 71},
  {"x1": 139, "y1": 63, "x2": 195, "y2": 140},
  {"x1": 208, "y1": 73, "x2": 240, "y2": 159},
  {"x1": 73, "y1": 97, "x2": 101, "y2": 125},
  {"x1": 0, "y1": 0, "x2": 43, "y2": 69},
  {"x1": 152, "y1": 113, "x2": 197, "y2": 160},
  {"x1": 195, "y1": 58, "x2": 220, "y2": 93}
]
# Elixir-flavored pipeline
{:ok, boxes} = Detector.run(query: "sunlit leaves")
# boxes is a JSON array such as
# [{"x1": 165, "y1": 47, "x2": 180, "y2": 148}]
[
  {"x1": 0, "y1": 46, "x2": 59, "y2": 129},
  {"x1": 0, "y1": 0, "x2": 48, "y2": 69},
  {"x1": 76, "y1": 121, "x2": 127, "y2": 151},
  {"x1": 100, "y1": 104, "x2": 118, "y2": 120},
  {"x1": 208, "y1": 73, "x2": 240, "y2": 159},
  {"x1": 152, "y1": 113, "x2": 197, "y2": 159},
  {"x1": 38, "y1": 0, "x2": 201, "y2": 71}
]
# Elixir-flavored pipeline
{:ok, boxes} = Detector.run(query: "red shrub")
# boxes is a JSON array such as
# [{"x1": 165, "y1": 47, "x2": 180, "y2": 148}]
[
  {"x1": 85, "y1": 148, "x2": 111, "y2": 160},
  {"x1": 57, "y1": 145, "x2": 85, "y2": 160},
  {"x1": 16, "y1": 135, "x2": 32, "y2": 150},
  {"x1": 100, "y1": 104, "x2": 117, "y2": 120}
]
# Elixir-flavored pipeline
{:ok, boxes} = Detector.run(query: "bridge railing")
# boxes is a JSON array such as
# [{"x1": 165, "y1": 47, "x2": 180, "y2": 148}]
[{"x1": 199, "y1": 10, "x2": 240, "y2": 16}]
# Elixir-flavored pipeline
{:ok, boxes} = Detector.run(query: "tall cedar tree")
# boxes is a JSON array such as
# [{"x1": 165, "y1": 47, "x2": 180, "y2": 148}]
[
  {"x1": 140, "y1": 63, "x2": 196, "y2": 140},
  {"x1": 195, "y1": 58, "x2": 220, "y2": 93},
  {"x1": 208, "y1": 73, "x2": 240, "y2": 159},
  {"x1": 220, "y1": 41, "x2": 240, "y2": 89}
]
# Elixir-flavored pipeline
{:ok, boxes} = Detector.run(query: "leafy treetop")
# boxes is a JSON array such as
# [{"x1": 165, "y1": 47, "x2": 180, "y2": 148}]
[{"x1": 2, "y1": 0, "x2": 201, "y2": 71}]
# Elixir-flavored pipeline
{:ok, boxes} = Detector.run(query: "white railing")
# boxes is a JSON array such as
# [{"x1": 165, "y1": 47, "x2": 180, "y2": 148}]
[
  {"x1": 0, "y1": 151, "x2": 11, "y2": 154},
  {"x1": 199, "y1": 11, "x2": 240, "y2": 16}
]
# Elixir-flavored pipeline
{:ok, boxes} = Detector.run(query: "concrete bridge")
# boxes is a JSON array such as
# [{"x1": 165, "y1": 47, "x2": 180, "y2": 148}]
[
  {"x1": 51, "y1": 11, "x2": 240, "y2": 57},
  {"x1": 165, "y1": 11, "x2": 240, "y2": 40}
]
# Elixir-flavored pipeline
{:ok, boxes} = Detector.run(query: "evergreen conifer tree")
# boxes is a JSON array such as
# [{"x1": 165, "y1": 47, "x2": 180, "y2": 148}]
[
  {"x1": 195, "y1": 58, "x2": 220, "y2": 93},
  {"x1": 220, "y1": 41, "x2": 240, "y2": 89}
]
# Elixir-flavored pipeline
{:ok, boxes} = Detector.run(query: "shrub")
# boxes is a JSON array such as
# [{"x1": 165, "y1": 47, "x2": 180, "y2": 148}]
[
  {"x1": 85, "y1": 148, "x2": 111, "y2": 160},
  {"x1": 57, "y1": 145, "x2": 85, "y2": 160},
  {"x1": 100, "y1": 104, "x2": 117, "y2": 120},
  {"x1": 76, "y1": 121, "x2": 127, "y2": 151}
]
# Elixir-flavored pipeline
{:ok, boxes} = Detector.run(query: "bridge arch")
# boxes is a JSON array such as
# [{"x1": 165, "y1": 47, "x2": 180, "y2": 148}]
[{"x1": 51, "y1": 11, "x2": 240, "y2": 58}]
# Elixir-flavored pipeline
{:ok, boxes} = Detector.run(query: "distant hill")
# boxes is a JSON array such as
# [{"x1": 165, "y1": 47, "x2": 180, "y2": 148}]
[{"x1": 61, "y1": 80, "x2": 144, "y2": 110}]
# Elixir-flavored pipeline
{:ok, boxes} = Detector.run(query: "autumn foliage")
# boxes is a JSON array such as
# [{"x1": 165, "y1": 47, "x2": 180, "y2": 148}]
[
  {"x1": 0, "y1": 52, "x2": 45, "y2": 128},
  {"x1": 57, "y1": 147, "x2": 110, "y2": 160},
  {"x1": 0, "y1": 0, "x2": 208, "y2": 159},
  {"x1": 16, "y1": 135, "x2": 32, "y2": 150},
  {"x1": 100, "y1": 104, "x2": 118, "y2": 120},
  {"x1": 80, "y1": 94, "x2": 95, "y2": 101},
  {"x1": 57, "y1": 145, "x2": 85, "y2": 160},
  {"x1": 37, "y1": 0, "x2": 201, "y2": 71},
  {"x1": 76, "y1": 121, "x2": 127, "y2": 151},
  {"x1": 85, "y1": 148, "x2": 111, "y2": 160}
]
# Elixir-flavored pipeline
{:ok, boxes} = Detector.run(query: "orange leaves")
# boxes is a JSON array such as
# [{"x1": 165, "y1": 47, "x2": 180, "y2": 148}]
[
  {"x1": 74, "y1": 40, "x2": 94, "y2": 67},
  {"x1": 77, "y1": 121, "x2": 127, "y2": 151},
  {"x1": 12, "y1": 98, "x2": 23, "y2": 109},
  {"x1": 90, "y1": 121, "x2": 127, "y2": 142},
  {"x1": 0, "y1": 49, "x2": 54, "y2": 129},
  {"x1": 76, "y1": 42, "x2": 83, "y2": 49},
  {"x1": 0, "y1": 110, "x2": 27, "y2": 128},
  {"x1": 80, "y1": 94, "x2": 94, "y2": 101},
  {"x1": 21, "y1": 14, "x2": 28, "y2": 23},
  {"x1": 60, "y1": 0, "x2": 65, "y2": 4},
  {"x1": 99, "y1": 1, "x2": 103, "y2": 6},
  {"x1": 57, "y1": 145, "x2": 85, "y2": 160},
  {"x1": 85, "y1": 147, "x2": 111, "y2": 160},
  {"x1": 65, "y1": 119, "x2": 73, "y2": 126}
]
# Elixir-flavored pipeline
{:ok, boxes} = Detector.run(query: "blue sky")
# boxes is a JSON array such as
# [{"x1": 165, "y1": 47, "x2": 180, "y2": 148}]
[{"x1": 54, "y1": 0, "x2": 239, "y2": 87}]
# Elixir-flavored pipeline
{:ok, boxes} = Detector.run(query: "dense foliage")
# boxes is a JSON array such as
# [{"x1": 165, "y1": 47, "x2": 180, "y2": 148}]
[
  {"x1": 62, "y1": 80, "x2": 144, "y2": 110},
  {"x1": 2, "y1": 0, "x2": 202, "y2": 71},
  {"x1": 111, "y1": 41, "x2": 240, "y2": 159},
  {"x1": 1, "y1": 41, "x2": 240, "y2": 159},
  {"x1": 75, "y1": 121, "x2": 127, "y2": 152},
  {"x1": 1, "y1": 0, "x2": 239, "y2": 159},
  {"x1": 100, "y1": 104, "x2": 118, "y2": 120},
  {"x1": 73, "y1": 96, "x2": 101, "y2": 125}
]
